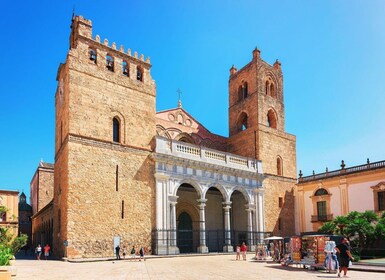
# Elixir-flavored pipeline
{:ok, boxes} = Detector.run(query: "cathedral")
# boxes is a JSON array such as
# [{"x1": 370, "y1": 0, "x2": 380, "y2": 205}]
[{"x1": 31, "y1": 15, "x2": 297, "y2": 259}]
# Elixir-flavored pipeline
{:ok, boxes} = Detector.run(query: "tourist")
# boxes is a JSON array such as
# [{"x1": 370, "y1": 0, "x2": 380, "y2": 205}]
[
  {"x1": 115, "y1": 244, "x2": 121, "y2": 260},
  {"x1": 240, "y1": 242, "x2": 247, "y2": 261},
  {"x1": 35, "y1": 244, "x2": 42, "y2": 260},
  {"x1": 131, "y1": 246, "x2": 136, "y2": 261},
  {"x1": 139, "y1": 246, "x2": 145, "y2": 261},
  {"x1": 122, "y1": 245, "x2": 127, "y2": 259},
  {"x1": 235, "y1": 245, "x2": 241, "y2": 260},
  {"x1": 335, "y1": 238, "x2": 354, "y2": 277},
  {"x1": 44, "y1": 244, "x2": 51, "y2": 260}
]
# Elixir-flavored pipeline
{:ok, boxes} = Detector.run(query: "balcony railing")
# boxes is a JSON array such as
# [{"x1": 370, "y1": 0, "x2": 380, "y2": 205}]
[
  {"x1": 311, "y1": 214, "x2": 333, "y2": 223},
  {"x1": 155, "y1": 136, "x2": 263, "y2": 174},
  {"x1": 299, "y1": 160, "x2": 385, "y2": 183}
]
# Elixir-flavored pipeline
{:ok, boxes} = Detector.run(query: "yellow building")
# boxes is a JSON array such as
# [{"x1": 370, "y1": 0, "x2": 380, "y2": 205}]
[
  {"x1": 295, "y1": 159, "x2": 385, "y2": 233},
  {"x1": 0, "y1": 190, "x2": 19, "y2": 237}
]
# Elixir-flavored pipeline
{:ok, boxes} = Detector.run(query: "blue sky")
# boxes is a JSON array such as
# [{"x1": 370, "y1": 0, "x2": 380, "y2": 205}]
[{"x1": 1, "y1": 0, "x2": 385, "y2": 194}]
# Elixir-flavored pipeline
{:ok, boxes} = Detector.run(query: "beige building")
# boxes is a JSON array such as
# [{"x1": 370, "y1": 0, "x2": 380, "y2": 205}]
[
  {"x1": 0, "y1": 190, "x2": 19, "y2": 237},
  {"x1": 295, "y1": 159, "x2": 385, "y2": 233},
  {"x1": 32, "y1": 15, "x2": 297, "y2": 259}
]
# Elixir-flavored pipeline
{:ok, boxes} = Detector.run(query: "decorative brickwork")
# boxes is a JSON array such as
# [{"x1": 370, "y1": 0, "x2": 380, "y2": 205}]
[{"x1": 228, "y1": 48, "x2": 297, "y2": 236}]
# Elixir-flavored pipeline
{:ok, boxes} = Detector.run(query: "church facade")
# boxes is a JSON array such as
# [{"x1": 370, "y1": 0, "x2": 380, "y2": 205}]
[{"x1": 32, "y1": 15, "x2": 297, "y2": 259}]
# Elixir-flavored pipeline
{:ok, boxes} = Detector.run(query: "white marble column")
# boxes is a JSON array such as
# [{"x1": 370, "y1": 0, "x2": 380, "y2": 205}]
[
  {"x1": 197, "y1": 198, "x2": 208, "y2": 253},
  {"x1": 168, "y1": 195, "x2": 180, "y2": 254},
  {"x1": 222, "y1": 201, "x2": 233, "y2": 252},
  {"x1": 245, "y1": 205, "x2": 255, "y2": 252},
  {"x1": 255, "y1": 189, "x2": 265, "y2": 243}
]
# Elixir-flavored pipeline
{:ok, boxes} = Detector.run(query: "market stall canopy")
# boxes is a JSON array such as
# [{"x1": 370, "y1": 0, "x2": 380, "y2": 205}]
[{"x1": 264, "y1": 236, "x2": 284, "y2": 240}]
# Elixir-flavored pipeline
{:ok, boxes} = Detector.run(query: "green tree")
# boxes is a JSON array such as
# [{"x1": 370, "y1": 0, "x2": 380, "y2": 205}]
[
  {"x1": 0, "y1": 206, "x2": 28, "y2": 265},
  {"x1": 318, "y1": 210, "x2": 385, "y2": 254}
]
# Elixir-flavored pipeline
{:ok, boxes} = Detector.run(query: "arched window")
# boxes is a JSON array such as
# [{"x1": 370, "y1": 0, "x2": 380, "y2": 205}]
[
  {"x1": 315, "y1": 188, "x2": 328, "y2": 196},
  {"x1": 137, "y1": 66, "x2": 143, "y2": 82},
  {"x1": 106, "y1": 55, "x2": 114, "y2": 71},
  {"x1": 122, "y1": 61, "x2": 129, "y2": 76},
  {"x1": 265, "y1": 81, "x2": 269, "y2": 95},
  {"x1": 243, "y1": 82, "x2": 248, "y2": 98},
  {"x1": 113, "y1": 117, "x2": 120, "y2": 143},
  {"x1": 237, "y1": 112, "x2": 248, "y2": 132},
  {"x1": 89, "y1": 49, "x2": 97, "y2": 64},
  {"x1": 267, "y1": 109, "x2": 277, "y2": 129},
  {"x1": 270, "y1": 83, "x2": 275, "y2": 98},
  {"x1": 277, "y1": 156, "x2": 283, "y2": 176}
]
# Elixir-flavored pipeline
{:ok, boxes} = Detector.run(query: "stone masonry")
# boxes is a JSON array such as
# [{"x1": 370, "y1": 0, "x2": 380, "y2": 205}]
[
  {"x1": 53, "y1": 16, "x2": 156, "y2": 258},
  {"x1": 227, "y1": 48, "x2": 297, "y2": 236}
]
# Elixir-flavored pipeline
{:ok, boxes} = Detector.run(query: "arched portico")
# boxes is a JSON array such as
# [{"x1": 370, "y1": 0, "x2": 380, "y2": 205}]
[{"x1": 153, "y1": 136, "x2": 265, "y2": 255}]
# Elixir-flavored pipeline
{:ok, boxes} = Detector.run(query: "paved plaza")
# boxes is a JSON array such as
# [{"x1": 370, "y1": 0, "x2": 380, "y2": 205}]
[{"x1": 13, "y1": 254, "x2": 385, "y2": 280}]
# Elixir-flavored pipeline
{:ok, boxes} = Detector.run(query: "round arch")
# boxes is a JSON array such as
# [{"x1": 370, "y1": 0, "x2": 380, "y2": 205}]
[
  {"x1": 175, "y1": 132, "x2": 195, "y2": 144},
  {"x1": 229, "y1": 187, "x2": 251, "y2": 204},
  {"x1": 174, "y1": 180, "x2": 203, "y2": 199},
  {"x1": 203, "y1": 184, "x2": 227, "y2": 201}
]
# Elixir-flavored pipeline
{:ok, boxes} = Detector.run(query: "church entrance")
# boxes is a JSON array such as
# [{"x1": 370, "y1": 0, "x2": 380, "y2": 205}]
[{"x1": 177, "y1": 212, "x2": 193, "y2": 253}]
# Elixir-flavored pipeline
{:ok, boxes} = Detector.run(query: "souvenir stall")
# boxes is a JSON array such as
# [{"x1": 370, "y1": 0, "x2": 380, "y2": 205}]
[
  {"x1": 290, "y1": 236, "x2": 302, "y2": 262},
  {"x1": 301, "y1": 235, "x2": 327, "y2": 264}
]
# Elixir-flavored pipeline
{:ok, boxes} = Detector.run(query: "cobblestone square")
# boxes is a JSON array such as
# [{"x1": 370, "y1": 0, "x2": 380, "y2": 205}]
[{"x1": 13, "y1": 254, "x2": 384, "y2": 280}]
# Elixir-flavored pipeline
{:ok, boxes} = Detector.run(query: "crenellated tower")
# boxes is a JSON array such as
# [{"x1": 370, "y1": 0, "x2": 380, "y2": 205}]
[
  {"x1": 228, "y1": 48, "x2": 297, "y2": 236},
  {"x1": 53, "y1": 16, "x2": 156, "y2": 258}
]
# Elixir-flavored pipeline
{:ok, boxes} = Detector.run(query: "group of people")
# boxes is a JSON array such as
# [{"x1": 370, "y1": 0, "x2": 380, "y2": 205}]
[
  {"x1": 235, "y1": 242, "x2": 248, "y2": 261},
  {"x1": 233, "y1": 237, "x2": 354, "y2": 278},
  {"x1": 115, "y1": 245, "x2": 145, "y2": 261},
  {"x1": 35, "y1": 244, "x2": 51, "y2": 260}
]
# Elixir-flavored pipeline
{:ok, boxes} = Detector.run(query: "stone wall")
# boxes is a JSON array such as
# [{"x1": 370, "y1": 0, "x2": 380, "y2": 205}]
[{"x1": 53, "y1": 16, "x2": 156, "y2": 258}]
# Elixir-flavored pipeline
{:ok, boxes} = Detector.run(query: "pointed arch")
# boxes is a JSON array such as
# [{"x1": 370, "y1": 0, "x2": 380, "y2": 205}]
[
  {"x1": 236, "y1": 112, "x2": 248, "y2": 132},
  {"x1": 267, "y1": 108, "x2": 277, "y2": 129}
]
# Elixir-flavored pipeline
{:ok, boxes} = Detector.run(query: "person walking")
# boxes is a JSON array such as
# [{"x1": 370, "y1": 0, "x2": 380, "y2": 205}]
[
  {"x1": 130, "y1": 245, "x2": 136, "y2": 261},
  {"x1": 35, "y1": 244, "x2": 42, "y2": 260},
  {"x1": 335, "y1": 238, "x2": 354, "y2": 277},
  {"x1": 115, "y1": 244, "x2": 121, "y2": 260},
  {"x1": 235, "y1": 245, "x2": 241, "y2": 260},
  {"x1": 139, "y1": 246, "x2": 145, "y2": 261},
  {"x1": 43, "y1": 244, "x2": 51, "y2": 260},
  {"x1": 122, "y1": 245, "x2": 127, "y2": 259},
  {"x1": 240, "y1": 242, "x2": 247, "y2": 261}
]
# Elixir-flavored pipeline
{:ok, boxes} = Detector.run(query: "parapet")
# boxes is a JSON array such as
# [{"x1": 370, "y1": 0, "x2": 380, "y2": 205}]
[{"x1": 70, "y1": 15, "x2": 151, "y2": 65}]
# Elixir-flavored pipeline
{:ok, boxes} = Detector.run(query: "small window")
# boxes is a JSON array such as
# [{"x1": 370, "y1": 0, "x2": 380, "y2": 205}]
[
  {"x1": 116, "y1": 165, "x2": 119, "y2": 192},
  {"x1": 237, "y1": 112, "x2": 248, "y2": 132},
  {"x1": 137, "y1": 66, "x2": 143, "y2": 82},
  {"x1": 270, "y1": 83, "x2": 275, "y2": 98},
  {"x1": 317, "y1": 201, "x2": 327, "y2": 220},
  {"x1": 278, "y1": 197, "x2": 283, "y2": 208},
  {"x1": 89, "y1": 49, "x2": 97, "y2": 63},
  {"x1": 243, "y1": 82, "x2": 248, "y2": 98},
  {"x1": 122, "y1": 61, "x2": 129, "y2": 76},
  {"x1": 121, "y1": 200, "x2": 125, "y2": 219},
  {"x1": 113, "y1": 117, "x2": 120, "y2": 143},
  {"x1": 277, "y1": 157, "x2": 283, "y2": 176},
  {"x1": 378, "y1": 192, "x2": 385, "y2": 211},
  {"x1": 106, "y1": 55, "x2": 114, "y2": 71},
  {"x1": 267, "y1": 109, "x2": 277, "y2": 129}
]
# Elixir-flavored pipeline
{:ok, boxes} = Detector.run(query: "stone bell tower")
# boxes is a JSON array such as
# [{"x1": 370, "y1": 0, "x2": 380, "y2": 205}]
[
  {"x1": 53, "y1": 15, "x2": 156, "y2": 258},
  {"x1": 227, "y1": 48, "x2": 297, "y2": 236}
]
